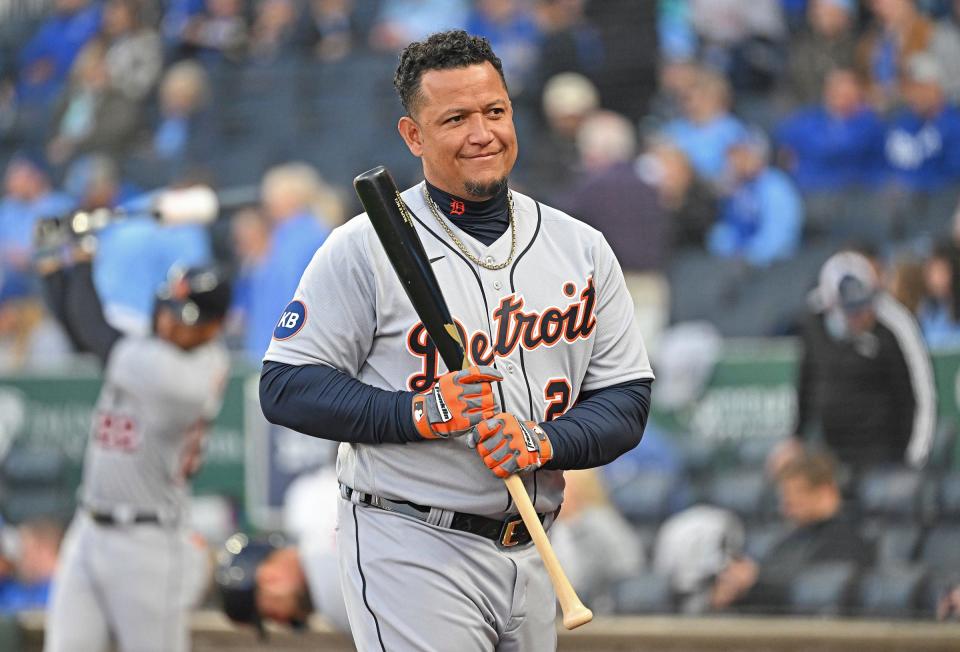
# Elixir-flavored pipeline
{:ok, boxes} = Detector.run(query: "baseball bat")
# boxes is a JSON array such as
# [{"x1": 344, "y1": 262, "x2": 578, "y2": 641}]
[{"x1": 354, "y1": 166, "x2": 593, "y2": 630}]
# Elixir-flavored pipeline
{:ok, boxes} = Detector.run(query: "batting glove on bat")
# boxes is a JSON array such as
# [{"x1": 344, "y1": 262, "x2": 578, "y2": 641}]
[
  {"x1": 467, "y1": 413, "x2": 553, "y2": 478},
  {"x1": 412, "y1": 365, "x2": 503, "y2": 439}
]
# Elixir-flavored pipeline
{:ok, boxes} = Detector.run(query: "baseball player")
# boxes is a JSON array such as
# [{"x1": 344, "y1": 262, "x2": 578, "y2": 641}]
[
  {"x1": 260, "y1": 30, "x2": 653, "y2": 651},
  {"x1": 35, "y1": 222, "x2": 231, "y2": 652}
]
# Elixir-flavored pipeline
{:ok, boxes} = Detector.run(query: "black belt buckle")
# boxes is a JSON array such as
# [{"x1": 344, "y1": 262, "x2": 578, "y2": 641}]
[{"x1": 498, "y1": 514, "x2": 531, "y2": 548}]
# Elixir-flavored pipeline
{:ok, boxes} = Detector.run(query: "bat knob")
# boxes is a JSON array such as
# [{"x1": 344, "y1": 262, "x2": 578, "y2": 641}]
[{"x1": 562, "y1": 605, "x2": 593, "y2": 630}]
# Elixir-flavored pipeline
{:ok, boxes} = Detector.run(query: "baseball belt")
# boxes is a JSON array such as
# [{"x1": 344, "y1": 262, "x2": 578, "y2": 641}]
[
  {"x1": 340, "y1": 484, "x2": 559, "y2": 549},
  {"x1": 84, "y1": 504, "x2": 177, "y2": 527}
]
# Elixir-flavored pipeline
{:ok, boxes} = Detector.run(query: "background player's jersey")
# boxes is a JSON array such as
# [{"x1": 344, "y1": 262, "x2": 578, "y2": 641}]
[
  {"x1": 264, "y1": 183, "x2": 653, "y2": 517},
  {"x1": 80, "y1": 336, "x2": 230, "y2": 517}
]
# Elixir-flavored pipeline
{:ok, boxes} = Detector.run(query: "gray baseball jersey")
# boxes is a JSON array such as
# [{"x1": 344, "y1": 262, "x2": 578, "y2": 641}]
[
  {"x1": 45, "y1": 335, "x2": 228, "y2": 652},
  {"x1": 80, "y1": 336, "x2": 229, "y2": 516},
  {"x1": 264, "y1": 182, "x2": 653, "y2": 517}
]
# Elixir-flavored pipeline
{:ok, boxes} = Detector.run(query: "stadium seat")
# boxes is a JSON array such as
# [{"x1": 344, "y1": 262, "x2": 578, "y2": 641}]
[
  {"x1": 787, "y1": 561, "x2": 857, "y2": 616},
  {"x1": 871, "y1": 523, "x2": 923, "y2": 564},
  {"x1": 704, "y1": 468, "x2": 774, "y2": 521},
  {"x1": 608, "y1": 470, "x2": 677, "y2": 525},
  {"x1": 744, "y1": 522, "x2": 788, "y2": 560},
  {"x1": 856, "y1": 564, "x2": 927, "y2": 619},
  {"x1": 926, "y1": 421, "x2": 957, "y2": 471},
  {"x1": 856, "y1": 467, "x2": 924, "y2": 521},
  {"x1": 0, "y1": 447, "x2": 65, "y2": 487},
  {"x1": 611, "y1": 571, "x2": 674, "y2": 615},
  {"x1": 919, "y1": 524, "x2": 960, "y2": 572},
  {"x1": 938, "y1": 472, "x2": 960, "y2": 521}
]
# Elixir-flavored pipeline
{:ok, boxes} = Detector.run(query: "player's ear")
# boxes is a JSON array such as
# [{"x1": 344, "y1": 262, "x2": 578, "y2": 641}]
[{"x1": 398, "y1": 116, "x2": 423, "y2": 158}]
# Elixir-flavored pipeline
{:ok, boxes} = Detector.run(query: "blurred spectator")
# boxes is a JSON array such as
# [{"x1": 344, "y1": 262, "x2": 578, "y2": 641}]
[
  {"x1": 550, "y1": 469, "x2": 645, "y2": 604},
  {"x1": 687, "y1": 0, "x2": 787, "y2": 94},
  {"x1": 15, "y1": 0, "x2": 103, "y2": 106},
  {"x1": 0, "y1": 266, "x2": 72, "y2": 372},
  {"x1": 710, "y1": 451, "x2": 870, "y2": 613},
  {"x1": 881, "y1": 52, "x2": 960, "y2": 238},
  {"x1": 930, "y1": 0, "x2": 960, "y2": 102},
  {"x1": 636, "y1": 141, "x2": 719, "y2": 251},
  {"x1": 527, "y1": 0, "x2": 604, "y2": 101},
  {"x1": 160, "y1": 0, "x2": 205, "y2": 55},
  {"x1": 918, "y1": 242, "x2": 960, "y2": 347},
  {"x1": 939, "y1": 582, "x2": 960, "y2": 620},
  {"x1": 660, "y1": 66, "x2": 748, "y2": 184},
  {"x1": 230, "y1": 163, "x2": 336, "y2": 361},
  {"x1": 657, "y1": 0, "x2": 698, "y2": 63},
  {"x1": 177, "y1": 0, "x2": 248, "y2": 64},
  {"x1": 707, "y1": 130, "x2": 804, "y2": 267},
  {"x1": 857, "y1": 0, "x2": 937, "y2": 110},
  {"x1": 654, "y1": 504, "x2": 745, "y2": 614},
  {"x1": 777, "y1": 250, "x2": 937, "y2": 473},
  {"x1": 777, "y1": 68, "x2": 885, "y2": 195},
  {"x1": 783, "y1": 0, "x2": 859, "y2": 107},
  {"x1": 147, "y1": 60, "x2": 214, "y2": 178},
  {"x1": 0, "y1": 152, "x2": 74, "y2": 273},
  {"x1": 368, "y1": 0, "x2": 468, "y2": 52},
  {"x1": 560, "y1": 110, "x2": 668, "y2": 343},
  {"x1": 520, "y1": 72, "x2": 598, "y2": 197},
  {"x1": 101, "y1": 0, "x2": 163, "y2": 102},
  {"x1": 889, "y1": 254, "x2": 927, "y2": 315},
  {"x1": 466, "y1": 0, "x2": 541, "y2": 94},
  {"x1": 82, "y1": 157, "x2": 211, "y2": 334},
  {"x1": 46, "y1": 40, "x2": 141, "y2": 167},
  {"x1": 297, "y1": 0, "x2": 357, "y2": 62},
  {"x1": 0, "y1": 519, "x2": 64, "y2": 614},
  {"x1": 248, "y1": 0, "x2": 302, "y2": 64}
]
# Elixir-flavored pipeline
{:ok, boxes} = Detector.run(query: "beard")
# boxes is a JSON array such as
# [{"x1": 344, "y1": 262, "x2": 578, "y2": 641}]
[{"x1": 463, "y1": 176, "x2": 508, "y2": 199}]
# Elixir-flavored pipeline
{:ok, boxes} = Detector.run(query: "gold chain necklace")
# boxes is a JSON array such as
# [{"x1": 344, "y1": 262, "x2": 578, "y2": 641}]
[{"x1": 421, "y1": 185, "x2": 517, "y2": 271}]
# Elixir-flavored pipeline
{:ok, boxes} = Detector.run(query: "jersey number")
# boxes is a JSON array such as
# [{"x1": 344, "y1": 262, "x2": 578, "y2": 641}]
[
  {"x1": 94, "y1": 411, "x2": 140, "y2": 452},
  {"x1": 543, "y1": 378, "x2": 572, "y2": 421}
]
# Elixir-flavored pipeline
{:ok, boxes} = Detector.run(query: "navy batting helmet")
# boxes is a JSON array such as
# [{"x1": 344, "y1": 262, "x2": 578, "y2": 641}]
[
  {"x1": 155, "y1": 264, "x2": 232, "y2": 326},
  {"x1": 215, "y1": 532, "x2": 287, "y2": 635}
]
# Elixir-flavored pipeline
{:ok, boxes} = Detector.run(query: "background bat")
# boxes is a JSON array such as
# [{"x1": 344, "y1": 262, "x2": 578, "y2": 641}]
[{"x1": 354, "y1": 165, "x2": 593, "y2": 630}]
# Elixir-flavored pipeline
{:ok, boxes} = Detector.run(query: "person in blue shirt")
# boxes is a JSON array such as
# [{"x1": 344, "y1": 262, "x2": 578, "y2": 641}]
[
  {"x1": 708, "y1": 130, "x2": 804, "y2": 267},
  {"x1": 918, "y1": 242, "x2": 960, "y2": 348},
  {"x1": 884, "y1": 52, "x2": 960, "y2": 194},
  {"x1": 776, "y1": 68, "x2": 885, "y2": 194},
  {"x1": 0, "y1": 519, "x2": 63, "y2": 615},
  {"x1": 15, "y1": 0, "x2": 103, "y2": 107},
  {"x1": 661, "y1": 66, "x2": 748, "y2": 185},
  {"x1": 466, "y1": 0, "x2": 541, "y2": 92},
  {"x1": 0, "y1": 152, "x2": 75, "y2": 275},
  {"x1": 231, "y1": 163, "x2": 335, "y2": 361}
]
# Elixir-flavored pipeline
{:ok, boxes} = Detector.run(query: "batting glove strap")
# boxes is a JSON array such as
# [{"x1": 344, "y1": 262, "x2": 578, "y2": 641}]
[
  {"x1": 412, "y1": 365, "x2": 502, "y2": 440},
  {"x1": 468, "y1": 413, "x2": 553, "y2": 478}
]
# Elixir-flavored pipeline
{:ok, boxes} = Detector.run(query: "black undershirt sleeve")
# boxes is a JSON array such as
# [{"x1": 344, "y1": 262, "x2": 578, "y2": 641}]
[
  {"x1": 41, "y1": 263, "x2": 122, "y2": 364},
  {"x1": 259, "y1": 360, "x2": 421, "y2": 444},
  {"x1": 540, "y1": 378, "x2": 652, "y2": 470}
]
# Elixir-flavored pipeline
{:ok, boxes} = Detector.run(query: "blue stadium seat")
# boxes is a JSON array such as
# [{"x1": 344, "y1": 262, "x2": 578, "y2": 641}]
[
  {"x1": 608, "y1": 470, "x2": 676, "y2": 525},
  {"x1": 857, "y1": 467, "x2": 924, "y2": 521},
  {"x1": 856, "y1": 564, "x2": 927, "y2": 619},
  {"x1": 744, "y1": 522, "x2": 788, "y2": 561},
  {"x1": 938, "y1": 472, "x2": 960, "y2": 521},
  {"x1": 787, "y1": 561, "x2": 857, "y2": 616},
  {"x1": 871, "y1": 523, "x2": 923, "y2": 564},
  {"x1": 920, "y1": 524, "x2": 960, "y2": 571},
  {"x1": 611, "y1": 571, "x2": 674, "y2": 615},
  {"x1": 704, "y1": 468, "x2": 774, "y2": 522}
]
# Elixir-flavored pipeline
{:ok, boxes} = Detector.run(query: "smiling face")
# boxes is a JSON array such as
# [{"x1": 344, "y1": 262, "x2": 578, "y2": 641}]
[{"x1": 397, "y1": 62, "x2": 518, "y2": 200}]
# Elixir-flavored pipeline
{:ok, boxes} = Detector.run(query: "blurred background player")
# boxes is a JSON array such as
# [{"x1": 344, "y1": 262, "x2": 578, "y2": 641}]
[{"x1": 34, "y1": 213, "x2": 231, "y2": 652}]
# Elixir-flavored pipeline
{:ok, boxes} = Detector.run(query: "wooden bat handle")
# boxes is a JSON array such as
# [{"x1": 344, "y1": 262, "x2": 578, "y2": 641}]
[{"x1": 503, "y1": 474, "x2": 593, "y2": 629}]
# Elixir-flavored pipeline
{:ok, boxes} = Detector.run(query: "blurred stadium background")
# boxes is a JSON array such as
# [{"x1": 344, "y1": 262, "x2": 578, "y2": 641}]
[{"x1": 2, "y1": 0, "x2": 960, "y2": 649}]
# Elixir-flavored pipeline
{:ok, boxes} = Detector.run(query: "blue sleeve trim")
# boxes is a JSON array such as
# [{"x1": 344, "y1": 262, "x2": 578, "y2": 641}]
[
  {"x1": 259, "y1": 361, "x2": 420, "y2": 445},
  {"x1": 540, "y1": 378, "x2": 652, "y2": 470}
]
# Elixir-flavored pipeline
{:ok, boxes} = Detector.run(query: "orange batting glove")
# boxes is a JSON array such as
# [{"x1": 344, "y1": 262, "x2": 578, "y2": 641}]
[
  {"x1": 467, "y1": 413, "x2": 553, "y2": 478},
  {"x1": 412, "y1": 365, "x2": 502, "y2": 439}
]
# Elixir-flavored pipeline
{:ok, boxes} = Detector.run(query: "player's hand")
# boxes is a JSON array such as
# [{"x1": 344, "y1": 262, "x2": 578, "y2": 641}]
[
  {"x1": 412, "y1": 365, "x2": 502, "y2": 439},
  {"x1": 467, "y1": 413, "x2": 553, "y2": 478}
]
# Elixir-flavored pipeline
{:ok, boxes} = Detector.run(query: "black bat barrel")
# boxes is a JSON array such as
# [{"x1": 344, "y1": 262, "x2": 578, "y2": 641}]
[{"x1": 353, "y1": 166, "x2": 468, "y2": 372}]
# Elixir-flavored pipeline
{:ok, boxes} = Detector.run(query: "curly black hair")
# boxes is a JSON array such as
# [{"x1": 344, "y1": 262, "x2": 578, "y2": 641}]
[{"x1": 394, "y1": 30, "x2": 507, "y2": 115}]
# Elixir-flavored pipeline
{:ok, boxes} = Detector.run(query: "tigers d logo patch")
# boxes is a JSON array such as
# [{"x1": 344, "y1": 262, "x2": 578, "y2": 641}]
[{"x1": 273, "y1": 300, "x2": 307, "y2": 340}]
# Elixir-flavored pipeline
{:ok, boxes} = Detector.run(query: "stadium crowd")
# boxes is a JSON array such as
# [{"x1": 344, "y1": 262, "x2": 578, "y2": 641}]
[{"x1": 0, "y1": 0, "x2": 958, "y2": 628}]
